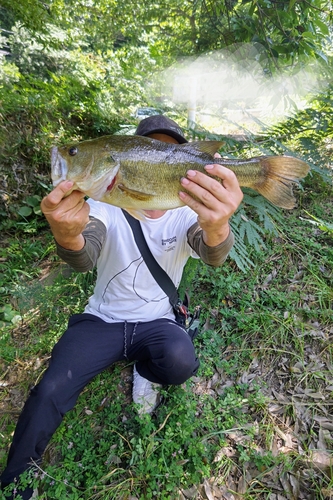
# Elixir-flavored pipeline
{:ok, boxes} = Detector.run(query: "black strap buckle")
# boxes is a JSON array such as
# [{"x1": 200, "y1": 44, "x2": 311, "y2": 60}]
[
  {"x1": 186, "y1": 304, "x2": 201, "y2": 329},
  {"x1": 173, "y1": 300, "x2": 188, "y2": 326}
]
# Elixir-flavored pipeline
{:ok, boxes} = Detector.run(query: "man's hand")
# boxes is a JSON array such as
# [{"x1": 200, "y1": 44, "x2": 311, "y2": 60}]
[
  {"x1": 179, "y1": 163, "x2": 243, "y2": 247},
  {"x1": 41, "y1": 181, "x2": 90, "y2": 250}
]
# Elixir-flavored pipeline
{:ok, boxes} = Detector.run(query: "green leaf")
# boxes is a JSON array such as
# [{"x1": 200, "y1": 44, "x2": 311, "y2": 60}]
[
  {"x1": 33, "y1": 206, "x2": 42, "y2": 215},
  {"x1": 314, "y1": 50, "x2": 328, "y2": 63},
  {"x1": 248, "y1": 1, "x2": 256, "y2": 16},
  {"x1": 0, "y1": 304, "x2": 20, "y2": 323},
  {"x1": 302, "y1": 31, "x2": 317, "y2": 40},
  {"x1": 314, "y1": 19, "x2": 329, "y2": 36},
  {"x1": 18, "y1": 206, "x2": 33, "y2": 217},
  {"x1": 25, "y1": 195, "x2": 42, "y2": 207},
  {"x1": 288, "y1": 0, "x2": 298, "y2": 10}
]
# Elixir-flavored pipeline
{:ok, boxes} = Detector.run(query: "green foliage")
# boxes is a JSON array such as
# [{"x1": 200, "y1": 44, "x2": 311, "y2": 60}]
[
  {"x1": 17, "y1": 194, "x2": 42, "y2": 217},
  {"x1": 0, "y1": 18, "x2": 165, "y2": 219},
  {"x1": 0, "y1": 303, "x2": 21, "y2": 326},
  {"x1": 1, "y1": 168, "x2": 332, "y2": 498},
  {"x1": 0, "y1": 234, "x2": 54, "y2": 333},
  {"x1": 1, "y1": 0, "x2": 332, "y2": 261},
  {"x1": 300, "y1": 211, "x2": 333, "y2": 237},
  {"x1": 122, "y1": 0, "x2": 332, "y2": 70},
  {"x1": 267, "y1": 86, "x2": 333, "y2": 172},
  {"x1": 1, "y1": 365, "x2": 269, "y2": 499},
  {"x1": 0, "y1": 0, "x2": 51, "y2": 33},
  {"x1": 0, "y1": 3, "x2": 333, "y2": 498},
  {"x1": 2, "y1": 0, "x2": 332, "y2": 68}
]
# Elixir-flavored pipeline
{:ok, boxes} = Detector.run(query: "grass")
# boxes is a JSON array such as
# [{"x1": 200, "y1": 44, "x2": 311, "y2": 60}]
[{"x1": 1, "y1": 183, "x2": 333, "y2": 499}]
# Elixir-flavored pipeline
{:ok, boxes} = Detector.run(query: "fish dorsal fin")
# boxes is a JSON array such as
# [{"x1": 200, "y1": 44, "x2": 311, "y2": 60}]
[{"x1": 185, "y1": 141, "x2": 224, "y2": 157}]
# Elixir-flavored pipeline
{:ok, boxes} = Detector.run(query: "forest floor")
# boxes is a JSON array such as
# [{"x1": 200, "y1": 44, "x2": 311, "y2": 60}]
[{"x1": 1, "y1": 185, "x2": 333, "y2": 499}]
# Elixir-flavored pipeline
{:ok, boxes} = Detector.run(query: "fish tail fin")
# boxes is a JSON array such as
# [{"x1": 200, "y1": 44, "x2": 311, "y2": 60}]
[{"x1": 254, "y1": 156, "x2": 310, "y2": 209}]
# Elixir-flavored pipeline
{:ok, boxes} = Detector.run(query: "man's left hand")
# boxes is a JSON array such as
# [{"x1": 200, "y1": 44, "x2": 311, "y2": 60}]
[{"x1": 179, "y1": 163, "x2": 243, "y2": 247}]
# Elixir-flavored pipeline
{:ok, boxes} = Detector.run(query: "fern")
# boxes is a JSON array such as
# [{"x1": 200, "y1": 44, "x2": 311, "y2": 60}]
[
  {"x1": 185, "y1": 86, "x2": 333, "y2": 270},
  {"x1": 228, "y1": 239, "x2": 254, "y2": 273},
  {"x1": 228, "y1": 194, "x2": 283, "y2": 270},
  {"x1": 242, "y1": 192, "x2": 283, "y2": 232}
]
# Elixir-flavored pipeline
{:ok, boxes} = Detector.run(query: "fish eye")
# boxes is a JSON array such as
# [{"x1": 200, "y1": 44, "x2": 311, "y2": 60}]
[{"x1": 69, "y1": 147, "x2": 78, "y2": 156}]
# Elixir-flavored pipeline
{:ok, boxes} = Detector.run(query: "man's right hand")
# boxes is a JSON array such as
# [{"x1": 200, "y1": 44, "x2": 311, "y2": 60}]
[{"x1": 41, "y1": 181, "x2": 90, "y2": 250}]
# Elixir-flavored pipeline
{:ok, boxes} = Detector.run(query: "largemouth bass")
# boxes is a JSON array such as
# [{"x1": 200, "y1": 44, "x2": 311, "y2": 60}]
[{"x1": 51, "y1": 135, "x2": 309, "y2": 216}]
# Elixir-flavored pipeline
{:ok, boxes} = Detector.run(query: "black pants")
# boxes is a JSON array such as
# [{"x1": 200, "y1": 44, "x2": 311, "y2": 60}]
[{"x1": 1, "y1": 313, "x2": 199, "y2": 486}]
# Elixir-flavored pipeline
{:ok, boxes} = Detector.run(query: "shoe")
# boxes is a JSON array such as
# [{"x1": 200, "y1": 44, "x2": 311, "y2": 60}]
[{"x1": 132, "y1": 365, "x2": 162, "y2": 415}]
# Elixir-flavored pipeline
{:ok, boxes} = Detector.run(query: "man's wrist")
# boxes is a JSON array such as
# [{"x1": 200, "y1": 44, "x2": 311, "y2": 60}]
[
  {"x1": 202, "y1": 224, "x2": 230, "y2": 247},
  {"x1": 54, "y1": 234, "x2": 85, "y2": 251}
]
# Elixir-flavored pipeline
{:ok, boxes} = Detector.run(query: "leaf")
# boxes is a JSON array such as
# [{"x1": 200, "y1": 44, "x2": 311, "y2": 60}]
[
  {"x1": 308, "y1": 450, "x2": 333, "y2": 470},
  {"x1": 25, "y1": 195, "x2": 41, "y2": 207},
  {"x1": 228, "y1": 245, "x2": 254, "y2": 272},
  {"x1": 313, "y1": 416, "x2": 333, "y2": 430},
  {"x1": 11, "y1": 314, "x2": 22, "y2": 325},
  {"x1": 213, "y1": 447, "x2": 236, "y2": 462},
  {"x1": 303, "y1": 31, "x2": 318, "y2": 40},
  {"x1": 33, "y1": 206, "x2": 42, "y2": 215},
  {"x1": 288, "y1": 0, "x2": 298, "y2": 10},
  {"x1": 248, "y1": 2, "x2": 256, "y2": 17},
  {"x1": 18, "y1": 206, "x2": 33, "y2": 217},
  {"x1": 314, "y1": 50, "x2": 328, "y2": 64},
  {"x1": 303, "y1": 389, "x2": 325, "y2": 400},
  {"x1": 313, "y1": 19, "x2": 329, "y2": 36},
  {"x1": 181, "y1": 485, "x2": 198, "y2": 498},
  {"x1": 203, "y1": 479, "x2": 215, "y2": 500}
]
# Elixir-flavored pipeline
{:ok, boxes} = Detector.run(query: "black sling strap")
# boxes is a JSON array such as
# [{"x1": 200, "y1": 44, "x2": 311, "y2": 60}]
[
  {"x1": 121, "y1": 209, "x2": 181, "y2": 310},
  {"x1": 122, "y1": 209, "x2": 201, "y2": 337}
]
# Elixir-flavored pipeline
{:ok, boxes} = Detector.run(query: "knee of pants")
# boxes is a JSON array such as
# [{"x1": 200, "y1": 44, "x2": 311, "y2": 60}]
[
  {"x1": 162, "y1": 341, "x2": 199, "y2": 385},
  {"x1": 29, "y1": 371, "x2": 77, "y2": 413}
]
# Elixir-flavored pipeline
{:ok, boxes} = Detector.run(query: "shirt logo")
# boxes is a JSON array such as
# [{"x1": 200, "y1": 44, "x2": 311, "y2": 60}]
[
  {"x1": 162, "y1": 236, "x2": 177, "y2": 246},
  {"x1": 162, "y1": 235, "x2": 177, "y2": 252}
]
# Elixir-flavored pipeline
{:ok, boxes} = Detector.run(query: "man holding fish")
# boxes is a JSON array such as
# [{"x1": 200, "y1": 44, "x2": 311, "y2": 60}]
[{"x1": 0, "y1": 115, "x2": 307, "y2": 499}]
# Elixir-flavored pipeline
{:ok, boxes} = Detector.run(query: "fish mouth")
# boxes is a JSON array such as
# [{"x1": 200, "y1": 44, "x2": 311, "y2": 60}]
[{"x1": 51, "y1": 147, "x2": 68, "y2": 187}]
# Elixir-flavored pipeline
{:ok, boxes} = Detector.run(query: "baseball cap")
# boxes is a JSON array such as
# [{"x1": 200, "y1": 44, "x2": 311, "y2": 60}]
[{"x1": 135, "y1": 115, "x2": 188, "y2": 144}]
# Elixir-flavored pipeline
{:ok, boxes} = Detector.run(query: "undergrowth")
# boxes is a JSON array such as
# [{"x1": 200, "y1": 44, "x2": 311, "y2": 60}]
[
  {"x1": 1, "y1": 86, "x2": 332, "y2": 499},
  {"x1": 1, "y1": 177, "x2": 333, "y2": 499}
]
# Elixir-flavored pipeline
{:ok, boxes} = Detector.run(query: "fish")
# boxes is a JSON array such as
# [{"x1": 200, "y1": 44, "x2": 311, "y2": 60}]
[{"x1": 51, "y1": 135, "x2": 310, "y2": 217}]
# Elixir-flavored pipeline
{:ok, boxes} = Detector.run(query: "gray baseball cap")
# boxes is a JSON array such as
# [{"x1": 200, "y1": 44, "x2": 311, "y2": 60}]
[{"x1": 135, "y1": 115, "x2": 188, "y2": 144}]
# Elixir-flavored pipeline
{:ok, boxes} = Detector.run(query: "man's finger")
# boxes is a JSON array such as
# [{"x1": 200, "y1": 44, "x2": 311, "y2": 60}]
[
  {"x1": 41, "y1": 181, "x2": 85, "y2": 211},
  {"x1": 204, "y1": 164, "x2": 240, "y2": 190},
  {"x1": 41, "y1": 181, "x2": 74, "y2": 209},
  {"x1": 181, "y1": 169, "x2": 230, "y2": 207}
]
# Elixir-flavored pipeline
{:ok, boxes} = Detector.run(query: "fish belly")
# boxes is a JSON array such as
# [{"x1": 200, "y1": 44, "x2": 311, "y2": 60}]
[{"x1": 102, "y1": 160, "x2": 190, "y2": 210}]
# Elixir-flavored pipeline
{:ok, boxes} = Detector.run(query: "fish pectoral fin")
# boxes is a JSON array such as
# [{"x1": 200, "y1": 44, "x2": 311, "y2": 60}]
[
  {"x1": 185, "y1": 140, "x2": 225, "y2": 157},
  {"x1": 118, "y1": 184, "x2": 153, "y2": 202}
]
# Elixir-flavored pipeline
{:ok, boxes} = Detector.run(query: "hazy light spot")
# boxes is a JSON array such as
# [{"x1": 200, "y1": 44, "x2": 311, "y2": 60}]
[{"x1": 155, "y1": 43, "x2": 327, "y2": 133}]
